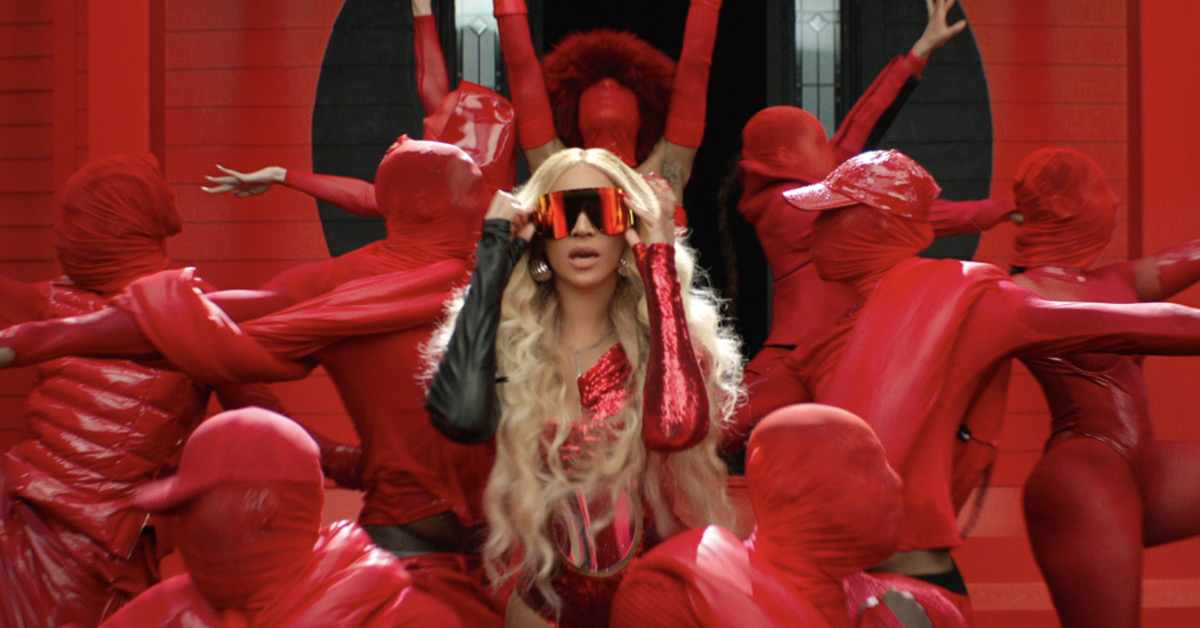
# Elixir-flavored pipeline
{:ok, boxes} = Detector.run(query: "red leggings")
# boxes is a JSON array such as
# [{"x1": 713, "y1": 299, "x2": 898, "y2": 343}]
[{"x1": 1023, "y1": 437, "x2": 1200, "y2": 628}]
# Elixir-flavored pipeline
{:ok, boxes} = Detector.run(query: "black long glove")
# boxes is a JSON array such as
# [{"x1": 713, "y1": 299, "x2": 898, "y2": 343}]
[{"x1": 426, "y1": 219, "x2": 527, "y2": 443}]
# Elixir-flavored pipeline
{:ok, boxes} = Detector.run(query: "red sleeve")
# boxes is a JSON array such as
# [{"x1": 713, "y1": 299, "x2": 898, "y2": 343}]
[
  {"x1": 1140, "y1": 238, "x2": 1200, "y2": 300},
  {"x1": 414, "y1": 14, "x2": 451, "y2": 116},
  {"x1": 663, "y1": 0, "x2": 722, "y2": 148},
  {"x1": 494, "y1": 0, "x2": 558, "y2": 150},
  {"x1": 830, "y1": 52, "x2": 925, "y2": 163},
  {"x1": 975, "y1": 279, "x2": 1200, "y2": 359},
  {"x1": 928, "y1": 198, "x2": 1015, "y2": 236},
  {"x1": 283, "y1": 170, "x2": 379, "y2": 217},
  {"x1": 636, "y1": 243, "x2": 710, "y2": 451}
]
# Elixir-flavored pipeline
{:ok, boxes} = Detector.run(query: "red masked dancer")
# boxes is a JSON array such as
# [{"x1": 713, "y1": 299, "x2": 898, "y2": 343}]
[
  {"x1": 1007, "y1": 148, "x2": 1200, "y2": 628},
  {"x1": 0, "y1": 139, "x2": 506, "y2": 626},
  {"x1": 99, "y1": 407, "x2": 456, "y2": 627},
  {"x1": 610, "y1": 403, "x2": 955, "y2": 628},
  {"x1": 763, "y1": 149, "x2": 1200, "y2": 625},
  {"x1": 0, "y1": 154, "x2": 284, "y2": 627},
  {"x1": 728, "y1": 0, "x2": 1019, "y2": 449},
  {"x1": 424, "y1": 147, "x2": 744, "y2": 627},
  {"x1": 493, "y1": 0, "x2": 717, "y2": 219},
  {"x1": 201, "y1": 0, "x2": 516, "y2": 206}
]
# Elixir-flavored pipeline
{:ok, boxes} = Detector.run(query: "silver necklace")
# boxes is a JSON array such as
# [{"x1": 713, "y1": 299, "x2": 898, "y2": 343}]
[{"x1": 562, "y1": 327, "x2": 617, "y2": 377}]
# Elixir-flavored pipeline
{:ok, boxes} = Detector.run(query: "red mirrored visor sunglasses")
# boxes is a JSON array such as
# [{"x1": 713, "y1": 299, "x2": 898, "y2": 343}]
[{"x1": 533, "y1": 187, "x2": 635, "y2": 239}]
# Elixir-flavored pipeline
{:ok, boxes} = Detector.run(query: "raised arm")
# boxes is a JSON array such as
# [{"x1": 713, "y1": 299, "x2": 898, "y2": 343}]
[
  {"x1": 645, "y1": 0, "x2": 722, "y2": 198},
  {"x1": 627, "y1": 177, "x2": 710, "y2": 451},
  {"x1": 493, "y1": 0, "x2": 564, "y2": 171},
  {"x1": 830, "y1": 0, "x2": 966, "y2": 161},
  {"x1": 426, "y1": 193, "x2": 531, "y2": 444},
  {"x1": 203, "y1": 165, "x2": 380, "y2": 217},
  {"x1": 412, "y1": 0, "x2": 451, "y2": 115},
  {"x1": 1131, "y1": 237, "x2": 1200, "y2": 302}
]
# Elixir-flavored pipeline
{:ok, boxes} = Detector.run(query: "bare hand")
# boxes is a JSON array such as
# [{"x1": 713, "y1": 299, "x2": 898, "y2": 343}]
[
  {"x1": 911, "y1": 0, "x2": 967, "y2": 60},
  {"x1": 201, "y1": 165, "x2": 286, "y2": 198},
  {"x1": 625, "y1": 174, "x2": 676, "y2": 247},
  {"x1": 485, "y1": 191, "x2": 535, "y2": 241},
  {"x1": 411, "y1": 0, "x2": 433, "y2": 17}
]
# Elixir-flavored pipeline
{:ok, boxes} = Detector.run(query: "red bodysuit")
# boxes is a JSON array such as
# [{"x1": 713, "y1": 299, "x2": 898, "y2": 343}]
[
  {"x1": 0, "y1": 155, "x2": 280, "y2": 627},
  {"x1": 1009, "y1": 147, "x2": 1200, "y2": 628}
]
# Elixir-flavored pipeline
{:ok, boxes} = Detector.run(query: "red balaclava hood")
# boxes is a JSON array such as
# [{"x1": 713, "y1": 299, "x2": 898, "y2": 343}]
[
  {"x1": 788, "y1": 150, "x2": 939, "y2": 292},
  {"x1": 55, "y1": 153, "x2": 180, "y2": 294},
  {"x1": 374, "y1": 136, "x2": 493, "y2": 265},
  {"x1": 423, "y1": 81, "x2": 518, "y2": 190},
  {"x1": 741, "y1": 106, "x2": 836, "y2": 184},
  {"x1": 1012, "y1": 147, "x2": 1117, "y2": 270},
  {"x1": 543, "y1": 29, "x2": 675, "y2": 166},
  {"x1": 746, "y1": 404, "x2": 903, "y2": 618},
  {"x1": 136, "y1": 407, "x2": 326, "y2": 613}
]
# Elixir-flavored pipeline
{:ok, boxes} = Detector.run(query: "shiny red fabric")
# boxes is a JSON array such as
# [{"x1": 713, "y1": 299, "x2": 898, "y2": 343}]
[
  {"x1": 1012, "y1": 147, "x2": 1116, "y2": 269},
  {"x1": 611, "y1": 404, "x2": 903, "y2": 627},
  {"x1": 0, "y1": 154, "x2": 282, "y2": 627},
  {"x1": 728, "y1": 58, "x2": 1015, "y2": 450},
  {"x1": 843, "y1": 571, "x2": 969, "y2": 627},
  {"x1": 784, "y1": 150, "x2": 942, "y2": 220},
  {"x1": 54, "y1": 153, "x2": 179, "y2": 295},
  {"x1": 636, "y1": 242, "x2": 710, "y2": 451},
  {"x1": 115, "y1": 141, "x2": 496, "y2": 535},
  {"x1": 423, "y1": 82, "x2": 518, "y2": 191}
]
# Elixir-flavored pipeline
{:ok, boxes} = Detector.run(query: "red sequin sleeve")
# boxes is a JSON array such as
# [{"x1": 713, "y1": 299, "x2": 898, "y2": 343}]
[{"x1": 635, "y1": 242, "x2": 710, "y2": 451}]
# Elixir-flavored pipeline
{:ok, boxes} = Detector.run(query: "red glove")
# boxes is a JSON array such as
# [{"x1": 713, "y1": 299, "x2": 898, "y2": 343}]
[
  {"x1": 494, "y1": 0, "x2": 557, "y2": 149},
  {"x1": 664, "y1": 0, "x2": 722, "y2": 148}
]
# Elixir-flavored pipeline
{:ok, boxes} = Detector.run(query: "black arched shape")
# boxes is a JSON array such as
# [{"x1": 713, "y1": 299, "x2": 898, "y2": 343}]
[
  {"x1": 844, "y1": 0, "x2": 993, "y2": 260},
  {"x1": 312, "y1": 0, "x2": 423, "y2": 257}
]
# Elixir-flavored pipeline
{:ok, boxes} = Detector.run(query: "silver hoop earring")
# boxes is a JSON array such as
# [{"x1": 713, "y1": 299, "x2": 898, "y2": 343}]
[
  {"x1": 618, "y1": 257, "x2": 634, "y2": 277},
  {"x1": 530, "y1": 258, "x2": 553, "y2": 282}
]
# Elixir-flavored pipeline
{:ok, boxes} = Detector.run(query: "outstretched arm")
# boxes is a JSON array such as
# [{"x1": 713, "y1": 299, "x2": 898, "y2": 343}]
[
  {"x1": 203, "y1": 165, "x2": 380, "y2": 217},
  {"x1": 646, "y1": 0, "x2": 722, "y2": 198},
  {"x1": 1132, "y1": 238, "x2": 1200, "y2": 302},
  {"x1": 928, "y1": 198, "x2": 1019, "y2": 236},
  {"x1": 493, "y1": 0, "x2": 564, "y2": 171},
  {"x1": 412, "y1": 0, "x2": 451, "y2": 115}
]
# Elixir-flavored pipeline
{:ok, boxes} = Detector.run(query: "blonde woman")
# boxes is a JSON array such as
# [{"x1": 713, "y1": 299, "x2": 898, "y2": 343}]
[{"x1": 425, "y1": 147, "x2": 742, "y2": 627}]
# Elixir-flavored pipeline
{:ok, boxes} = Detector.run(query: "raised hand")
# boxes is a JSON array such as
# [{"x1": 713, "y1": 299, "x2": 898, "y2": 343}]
[{"x1": 911, "y1": 0, "x2": 968, "y2": 60}]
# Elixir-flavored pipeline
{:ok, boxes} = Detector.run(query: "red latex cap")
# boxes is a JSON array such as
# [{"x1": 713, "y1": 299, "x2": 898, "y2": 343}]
[
  {"x1": 134, "y1": 406, "x2": 322, "y2": 511},
  {"x1": 784, "y1": 149, "x2": 941, "y2": 221},
  {"x1": 1012, "y1": 147, "x2": 1117, "y2": 269},
  {"x1": 741, "y1": 106, "x2": 836, "y2": 184}
]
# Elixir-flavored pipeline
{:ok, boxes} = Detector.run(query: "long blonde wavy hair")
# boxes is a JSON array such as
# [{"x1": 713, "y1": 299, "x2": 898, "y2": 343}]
[{"x1": 425, "y1": 147, "x2": 743, "y2": 610}]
